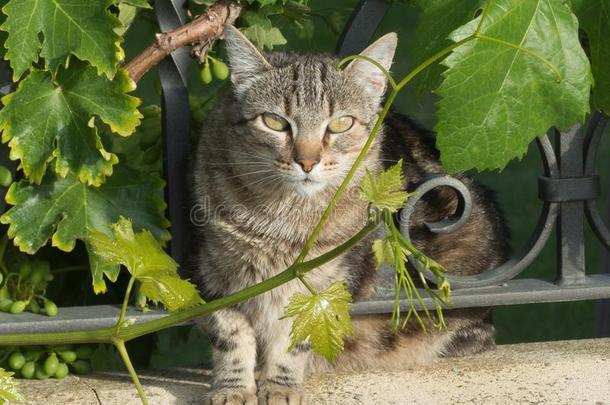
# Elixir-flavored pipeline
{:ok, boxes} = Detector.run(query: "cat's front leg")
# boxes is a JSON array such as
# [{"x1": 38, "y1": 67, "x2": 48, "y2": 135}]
[
  {"x1": 257, "y1": 315, "x2": 309, "y2": 405},
  {"x1": 199, "y1": 309, "x2": 258, "y2": 405}
]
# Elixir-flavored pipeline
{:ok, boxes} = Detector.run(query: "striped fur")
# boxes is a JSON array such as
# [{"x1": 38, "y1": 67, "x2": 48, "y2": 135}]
[{"x1": 185, "y1": 27, "x2": 510, "y2": 405}]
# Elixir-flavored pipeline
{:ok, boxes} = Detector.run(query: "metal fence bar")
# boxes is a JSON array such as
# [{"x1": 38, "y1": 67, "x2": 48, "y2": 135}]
[
  {"x1": 336, "y1": 0, "x2": 390, "y2": 57},
  {"x1": 156, "y1": 0, "x2": 191, "y2": 267},
  {"x1": 353, "y1": 275, "x2": 610, "y2": 314},
  {"x1": 555, "y1": 126, "x2": 587, "y2": 285},
  {"x1": 595, "y1": 159, "x2": 610, "y2": 337}
]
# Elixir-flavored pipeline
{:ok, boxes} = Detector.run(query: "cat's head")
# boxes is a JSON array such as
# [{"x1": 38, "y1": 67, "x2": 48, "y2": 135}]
[{"x1": 220, "y1": 25, "x2": 397, "y2": 198}]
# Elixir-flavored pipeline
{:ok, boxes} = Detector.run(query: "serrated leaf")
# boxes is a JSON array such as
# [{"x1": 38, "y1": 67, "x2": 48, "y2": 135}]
[
  {"x1": 0, "y1": 368, "x2": 24, "y2": 404},
  {"x1": 1, "y1": 0, "x2": 123, "y2": 80},
  {"x1": 88, "y1": 218, "x2": 203, "y2": 311},
  {"x1": 0, "y1": 62, "x2": 141, "y2": 185},
  {"x1": 241, "y1": 23, "x2": 286, "y2": 50},
  {"x1": 102, "y1": 105, "x2": 162, "y2": 174},
  {"x1": 359, "y1": 160, "x2": 410, "y2": 212},
  {"x1": 436, "y1": 0, "x2": 592, "y2": 173},
  {"x1": 0, "y1": 165, "x2": 169, "y2": 292},
  {"x1": 283, "y1": 281, "x2": 353, "y2": 363},
  {"x1": 410, "y1": 0, "x2": 484, "y2": 94},
  {"x1": 89, "y1": 250, "x2": 121, "y2": 294},
  {"x1": 139, "y1": 274, "x2": 203, "y2": 312},
  {"x1": 372, "y1": 238, "x2": 395, "y2": 268},
  {"x1": 570, "y1": 0, "x2": 610, "y2": 114}
]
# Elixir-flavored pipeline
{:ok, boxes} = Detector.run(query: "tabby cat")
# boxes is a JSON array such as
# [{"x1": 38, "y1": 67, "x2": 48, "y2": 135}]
[{"x1": 185, "y1": 25, "x2": 510, "y2": 405}]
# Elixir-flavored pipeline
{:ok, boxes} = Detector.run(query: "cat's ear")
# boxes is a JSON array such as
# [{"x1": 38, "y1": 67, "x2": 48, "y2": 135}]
[
  {"x1": 223, "y1": 24, "x2": 271, "y2": 92},
  {"x1": 344, "y1": 33, "x2": 397, "y2": 98}
]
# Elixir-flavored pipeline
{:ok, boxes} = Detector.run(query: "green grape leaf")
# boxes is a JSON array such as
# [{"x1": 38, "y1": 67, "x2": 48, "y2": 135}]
[
  {"x1": 1, "y1": 0, "x2": 123, "y2": 80},
  {"x1": 119, "y1": 0, "x2": 151, "y2": 8},
  {"x1": 139, "y1": 274, "x2": 203, "y2": 312},
  {"x1": 372, "y1": 238, "x2": 396, "y2": 268},
  {"x1": 0, "y1": 164, "x2": 169, "y2": 267},
  {"x1": 436, "y1": 0, "x2": 592, "y2": 172},
  {"x1": 282, "y1": 281, "x2": 353, "y2": 363},
  {"x1": 410, "y1": 0, "x2": 484, "y2": 94},
  {"x1": 0, "y1": 62, "x2": 142, "y2": 185},
  {"x1": 570, "y1": 0, "x2": 610, "y2": 114},
  {"x1": 115, "y1": 4, "x2": 138, "y2": 36},
  {"x1": 88, "y1": 218, "x2": 203, "y2": 312},
  {"x1": 0, "y1": 368, "x2": 24, "y2": 404},
  {"x1": 359, "y1": 160, "x2": 410, "y2": 212},
  {"x1": 102, "y1": 105, "x2": 162, "y2": 175},
  {"x1": 88, "y1": 251, "x2": 121, "y2": 294},
  {"x1": 241, "y1": 20, "x2": 287, "y2": 50}
]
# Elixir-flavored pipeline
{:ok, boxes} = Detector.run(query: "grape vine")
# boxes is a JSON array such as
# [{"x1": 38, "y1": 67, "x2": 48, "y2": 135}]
[{"x1": 0, "y1": 0, "x2": 607, "y2": 404}]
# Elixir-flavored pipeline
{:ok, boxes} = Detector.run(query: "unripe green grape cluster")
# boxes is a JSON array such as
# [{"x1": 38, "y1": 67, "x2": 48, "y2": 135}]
[
  {"x1": 200, "y1": 55, "x2": 229, "y2": 84},
  {"x1": 1, "y1": 345, "x2": 93, "y2": 380},
  {"x1": 0, "y1": 259, "x2": 58, "y2": 316}
]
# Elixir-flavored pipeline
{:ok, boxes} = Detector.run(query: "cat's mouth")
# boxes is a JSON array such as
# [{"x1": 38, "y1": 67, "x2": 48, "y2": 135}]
[{"x1": 289, "y1": 176, "x2": 326, "y2": 196}]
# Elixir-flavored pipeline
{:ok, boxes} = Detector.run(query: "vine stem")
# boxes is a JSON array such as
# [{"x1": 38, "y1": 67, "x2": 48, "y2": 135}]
[
  {"x1": 124, "y1": 0, "x2": 241, "y2": 82},
  {"x1": 0, "y1": 220, "x2": 380, "y2": 346},
  {"x1": 298, "y1": 276, "x2": 318, "y2": 295},
  {"x1": 116, "y1": 276, "x2": 136, "y2": 333},
  {"x1": 293, "y1": 34, "x2": 478, "y2": 266},
  {"x1": 0, "y1": 25, "x2": 483, "y2": 349},
  {"x1": 113, "y1": 337, "x2": 149, "y2": 405}
]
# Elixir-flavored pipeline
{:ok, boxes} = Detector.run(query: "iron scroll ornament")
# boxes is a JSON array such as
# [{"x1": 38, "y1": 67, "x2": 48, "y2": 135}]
[
  {"x1": 335, "y1": 0, "x2": 609, "y2": 293},
  {"x1": 398, "y1": 134, "x2": 561, "y2": 289},
  {"x1": 585, "y1": 112, "x2": 610, "y2": 250}
]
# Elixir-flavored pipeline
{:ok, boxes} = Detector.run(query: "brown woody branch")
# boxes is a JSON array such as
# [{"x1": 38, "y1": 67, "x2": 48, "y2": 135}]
[{"x1": 124, "y1": 0, "x2": 242, "y2": 83}]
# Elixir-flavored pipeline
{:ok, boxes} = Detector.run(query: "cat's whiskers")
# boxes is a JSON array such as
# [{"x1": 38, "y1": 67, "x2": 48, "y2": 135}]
[
  {"x1": 205, "y1": 161, "x2": 269, "y2": 167},
  {"x1": 206, "y1": 147, "x2": 271, "y2": 161},
  {"x1": 222, "y1": 169, "x2": 276, "y2": 181},
  {"x1": 231, "y1": 173, "x2": 284, "y2": 193}
]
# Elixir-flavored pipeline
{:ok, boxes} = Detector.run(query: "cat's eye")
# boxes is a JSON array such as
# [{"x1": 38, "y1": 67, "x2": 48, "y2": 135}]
[
  {"x1": 327, "y1": 116, "x2": 354, "y2": 133},
  {"x1": 262, "y1": 113, "x2": 289, "y2": 132}
]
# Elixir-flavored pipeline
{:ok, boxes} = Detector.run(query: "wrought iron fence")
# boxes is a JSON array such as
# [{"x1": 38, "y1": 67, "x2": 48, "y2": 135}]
[{"x1": 1, "y1": 0, "x2": 609, "y2": 337}]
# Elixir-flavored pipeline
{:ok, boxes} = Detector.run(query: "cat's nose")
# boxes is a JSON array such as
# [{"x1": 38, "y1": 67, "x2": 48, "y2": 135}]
[{"x1": 295, "y1": 159, "x2": 318, "y2": 173}]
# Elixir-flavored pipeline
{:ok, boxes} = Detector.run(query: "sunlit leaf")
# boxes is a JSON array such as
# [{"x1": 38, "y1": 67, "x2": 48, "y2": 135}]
[
  {"x1": 0, "y1": 62, "x2": 141, "y2": 185},
  {"x1": 1, "y1": 0, "x2": 123, "y2": 80},
  {"x1": 88, "y1": 218, "x2": 202, "y2": 311},
  {"x1": 119, "y1": 0, "x2": 151, "y2": 8},
  {"x1": 283, "y1": 281, "x2": 353, "y2": 362},
  {"x1": 0, "y1": 368, "x2": 24, "y2": 404},
  {"x1": 359, "y1": 160, "x2": 410, "y2": 212},
  {"x1": 240, "y1": 11, "x2": 287, "y2": 50},
  {"x1": 372, "y1": 238, "x2": 396, "y2": 268},
  {"x1": 436, "y1": 0, "x2": 592, "y2": 172},
  {"x1": 0, "y1": 165, "x2": 169, "y2": 292}
]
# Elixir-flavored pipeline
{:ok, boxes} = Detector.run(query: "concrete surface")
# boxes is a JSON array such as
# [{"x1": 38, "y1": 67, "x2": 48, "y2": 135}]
[{"x1": 14, "y1": 338, "x2": 610, "y2": 405}]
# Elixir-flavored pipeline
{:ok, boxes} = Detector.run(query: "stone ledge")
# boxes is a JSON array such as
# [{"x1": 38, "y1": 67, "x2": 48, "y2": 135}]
[{"x1": 15, "y1": 338, "x2": 610, "y2": 405}]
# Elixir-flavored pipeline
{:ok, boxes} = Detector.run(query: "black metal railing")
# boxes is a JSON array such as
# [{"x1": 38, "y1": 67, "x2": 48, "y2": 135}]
[{"x1": 1, "y1": 0, "x2": 609, "y2": 335}]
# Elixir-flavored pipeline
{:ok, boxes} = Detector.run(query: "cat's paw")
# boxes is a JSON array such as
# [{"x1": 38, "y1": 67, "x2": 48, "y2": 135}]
[
  {"x1": 205, "y1": 387, "x2": 258, "y2": 405},
  {"x1": 257, "y1": 383, "x2": 307, "y2": 405}
]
